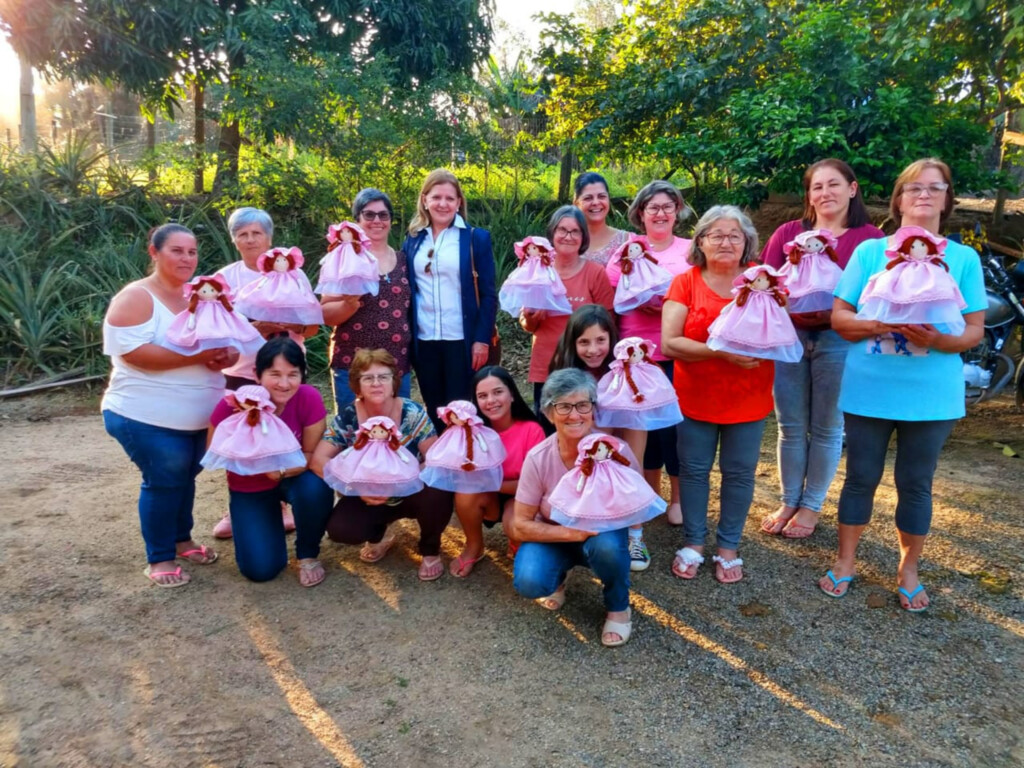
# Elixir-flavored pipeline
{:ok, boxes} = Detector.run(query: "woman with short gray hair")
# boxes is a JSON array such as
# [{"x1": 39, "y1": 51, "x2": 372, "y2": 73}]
[
  {"x1": 660, "y1": 205, "x2": 773, "y2": 584},
  {"x1": 506, "y1": 367, "x2": 637, "y2": 647},
  {"x1": 321, "y1": 188, "x2": 413, "y2": 410}
]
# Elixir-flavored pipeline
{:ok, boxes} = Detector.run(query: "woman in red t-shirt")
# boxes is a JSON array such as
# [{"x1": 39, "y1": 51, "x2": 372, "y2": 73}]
[
  {"x1": 662, "y1": 206, "x2": 774, "y2": 585},
  {"x1": 449, "y1": 366, "x2": 546, "y2": 577}
]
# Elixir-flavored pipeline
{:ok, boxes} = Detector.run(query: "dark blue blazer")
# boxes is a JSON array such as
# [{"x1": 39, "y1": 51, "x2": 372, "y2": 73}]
[{"x1": 401, "y1": 224, "x2": 498, "y2": 370}]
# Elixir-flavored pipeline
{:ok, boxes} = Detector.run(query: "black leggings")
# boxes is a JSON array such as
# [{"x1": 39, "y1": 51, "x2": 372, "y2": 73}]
[
  {"x1": 326, "y1": 487, "x2": 454, "y2": 556},
  {"x1": 837, "y1": 413, "x2": 957, "y2": 535}
]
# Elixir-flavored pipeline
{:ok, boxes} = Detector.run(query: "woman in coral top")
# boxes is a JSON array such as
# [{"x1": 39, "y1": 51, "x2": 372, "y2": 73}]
[{"x1": 661, "y1": 206, "x2": 774, "y2": 585}]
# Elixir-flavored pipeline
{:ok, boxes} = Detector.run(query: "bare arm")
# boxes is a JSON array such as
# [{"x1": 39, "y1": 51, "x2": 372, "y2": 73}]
[
  {"x1": 506, "y1": 500, "x2": 594, "y2": 543},
  {"x1": 660, "y1": 299, "x2": 759, "y2": 368},
  {"x1": 320, "y1": 294, "x2": 362, "y2": 326},
  {"x1": 895, "y1": 311, "x2": 984, "y2": 353},
  {"x1": 830, "y1": 298, "x2": 897, "y2": 342},
  {"x1": 520, "y1": 308, "x2": 547, "y2": 334},
  {"x1": 309, "y1": 438, "x2": 342, "y2": 479}
]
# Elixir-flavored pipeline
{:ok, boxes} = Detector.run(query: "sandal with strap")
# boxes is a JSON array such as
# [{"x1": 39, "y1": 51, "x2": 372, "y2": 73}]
[
  {"x1": 536, "y1": 583, "x2": 567, "y2": 611},
  {"x1": 144, "y1": 565, "x2": 190, "y2": 588},
  {"x1": 712, "y1": 555, "x2": 744, "y2": 584},
  {"x1": 177, "y1": 545, "x2": 218, "y2": 565},
  {"x1": 898, "y1": 584, "x2": 928, "y2": 613},
  {"x1": 449, "y1": 552, "x2": 485, "y2": 578},
  {"x1": 298, "y1": 560, "x2": 325, "y2": 588},
  {"x1": 360, "y1": 536, "x2": 395, "y2": 563},
  {"x1": 760, "y1": 507, "x2": 796, "y2": 535},
  {"x1": 671, "y1": 547, "x2": 704, "y2": 580},
  {"x1": 601, "y1": 609, "x2": 632, "y2": 648},
  {"x1": 819, "y1": 570, "x2": 854, "y2": 598}
]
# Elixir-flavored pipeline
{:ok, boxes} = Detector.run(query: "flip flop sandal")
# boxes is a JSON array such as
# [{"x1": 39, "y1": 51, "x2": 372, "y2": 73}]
[
  {"x1": 601, "y1": 609, "x2": 632, "y2": 648},
  {"x1": 782, "y1": 520, "x2": 817, "y2": 539},
  {"x1": 418, "y1": 557, "x2": 444, "y2": 582},
  {"x1": 898, "y1": 584, "x2": 928, "y2": 613},
  {"x1": 299, "y1": 560, "x2": 325, "y2": 588},
  {"x1": 760, "y1": 508, "x2": 796, "y2": 535},
  {"x1": 177, "y1": 545, "x2": 218, "y2": 565},
  {"x1": 671, "y1": 547, "x2": 704, "y2": 580},
  {"x1": 360, "y1": 536, "x2": 395, "y2": 563},
  {"x1": 449, "y1": 553, "x2": 485, "y2": 578},
  {"x1": 712, "y1": 555, "x2": 744, "y2": 584},
  {"x1": 536, "y1": 583, "x2": 567, "y2": 611},
  {"x1": 819, "y1": 570, "x2": 854, "y2": 598},
  {"x1": 144, "y1": 565, "x2": 190, "y2": 588}
]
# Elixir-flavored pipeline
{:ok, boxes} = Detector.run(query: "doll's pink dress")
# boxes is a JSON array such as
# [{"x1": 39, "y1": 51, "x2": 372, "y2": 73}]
[
  {"x1": 420, "y1": 400, "x2": 506, "y2": 493},
  {"x1": 163, "y1": 275, "x2": 265, "y2": 356},
  {"x1": 315, "y1": 222, "x2": 379, "y2": 297},
  {"x1": 547, "y1": 434, "x2": 667, "y2": 532},
  {"x1": 609, "y1": 236, "x2": 674, "y2": 313},
  {"x1": 323, "y1": 416, "x2": 423, "y2": 497},
  {"x1": 202, "y1": 386, "x2": 306, "y2": 475},
  {"x1": 778, "y1": 229, "x2": 843, "y2": 313},
  {"x1": 234, "y1": 248, "x2": 324, "y2": 326},
  {"x1": 707, "y1": 264, "x2": 803, "y2": 363},
  {"x1": 596, "y1": 337, "x2": 683, "y2": 430},
  {"x1": 856, "y1": 226, "x2": 967, "y2": 334},
  {"x1": 498, "y1": 236, "x2": 572, "y2": 316}
]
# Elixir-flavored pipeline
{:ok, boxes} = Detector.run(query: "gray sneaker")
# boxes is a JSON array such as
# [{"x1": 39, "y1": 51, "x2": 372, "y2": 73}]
[{"x1": 628, "y1": 537, "x2": 651, "y2": 572}]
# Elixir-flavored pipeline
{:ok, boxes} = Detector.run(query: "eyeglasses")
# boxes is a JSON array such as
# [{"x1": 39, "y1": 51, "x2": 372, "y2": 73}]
[
  {"x1": 424, "y1": 247, "x2": 435, "y2": 274},
  {"x1": 703, "y1": 233, "x2": 745, "y2": 246},
  {"x1": 645, "y1": 203, "x2": 677, "y2": 215},
  {"x1": 554, "y1": 227, "x2": 582, "y2": 239},
  {"x1": 902, "y1": 182, "x2": 949, "y2": 198},
  {"x1": 551, "y1": 400, "x2": 595, "y2": 415},
  {"x1": 359, "y1": 373, "x2": 394, "y2": 384},
  {"x1": 360, "y1": 210, "x2": 391, "y2": 221}
]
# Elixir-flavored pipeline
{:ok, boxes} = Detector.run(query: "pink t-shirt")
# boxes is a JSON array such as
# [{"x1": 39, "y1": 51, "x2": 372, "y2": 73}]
[
  {"x1": 760, "y1": 220, "x2": 885, "y2": 271},
  {"x1": 606, "y1": 237, "x2": 692, "y2": 361},
  {"x1": 497, "y1": 419, "x2": 546, "y2": 481},
  {"x1": 515, "y1": 433, "x2": 638, "y2": 520},
  {"x1": 528, "y1": 261, "x2": 615, "y2": 382},
  {"x1": 209, "y1": 383, "x2": 327, "y2": 493}
]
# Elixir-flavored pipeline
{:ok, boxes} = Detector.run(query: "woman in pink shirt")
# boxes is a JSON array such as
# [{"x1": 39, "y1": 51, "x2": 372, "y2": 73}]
[{"x1": 606, "y1": 181, "x2": 694, "y2": 525}]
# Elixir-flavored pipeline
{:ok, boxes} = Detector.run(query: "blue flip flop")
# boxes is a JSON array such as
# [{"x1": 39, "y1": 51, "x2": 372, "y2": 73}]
[
  {"x1": 820, "y1": 570, "x2": 854, "y2": 598},
  {"x1": 898, "y1": 584, "x2": 928, "y2": 613}
]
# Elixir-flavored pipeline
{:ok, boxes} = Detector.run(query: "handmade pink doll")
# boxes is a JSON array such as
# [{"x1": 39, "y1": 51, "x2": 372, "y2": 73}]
[
  {"x1": 202, "y1": 386, "x2": 306, "y2": 475},
  {"x1": 322, "y1": 416, "x2": 423, "y2": 497},
  {"x1": 856, "y1": 226, "x2": 967, "y2": 334},
  {"x1": 498, "y1": 236, "x2": 572, "y2": 316},
  {"x1": 596, "y1": 337, "x2": 682, "y2": 430},
  {"x1": 163, "y1": 274, "x2": 264, "y2": 356},
  {"x1": 609, "y1": 235, "x2": 674, "y2": 313},
  {"x1": 234, "y1": 247, "x2": 324, "y2": 326},
  {"x1": 547, "y1": 434, "x2": 666, "y2": 532},
  {"x1": 315, "y1": 221, "x2": 378, "y2": 297},
  {"x1": 420, "y1": 400, "x2": 506, "y2": 493},
  {"x1": 707, "y1": 264, "x2": 803, "y2": 363},
  {"x1": 778, "y1": 229, "x2": 843, "y2": 313}
]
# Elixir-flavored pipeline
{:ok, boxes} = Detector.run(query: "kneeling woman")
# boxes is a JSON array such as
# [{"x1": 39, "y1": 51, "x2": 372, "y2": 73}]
[
  {"x1": 311, "y1": 348, "x2": 452, "y2": 581},
  {"x1": 506, "y1": 368, "x2": 637, "y2": 647},
  {"x1": 208, "y1": 337, "x2": 334, "y2": 586}
]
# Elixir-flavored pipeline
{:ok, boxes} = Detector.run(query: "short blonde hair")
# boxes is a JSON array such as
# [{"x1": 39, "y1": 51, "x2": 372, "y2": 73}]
[
  {"x1": 349, "y1": 348, "x2": 401, "y2": 398},
  {"x1": 407, "y1": 169, "x2": 469, "y2": 235},
  {"x1": 889, "y1": 158, "x2": 955, "y2": 230}
]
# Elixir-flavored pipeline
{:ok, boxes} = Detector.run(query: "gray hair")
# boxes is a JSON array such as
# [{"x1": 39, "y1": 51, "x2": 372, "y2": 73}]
[
  {"x1": 540, "y1": 368, "x2": 597, "y2": 414},
  {"x1": 227, "y1": 207, "x2": 274, "y2": 240},
  {"x1": 687, "y1": 205, "x2": 759, "y2": 268},
  {"x1": 352, "y1": 188, "x2": 394, "y2": 220},
  {"x1": 627, "y1": 180, "x2": 692, "y2": 235},
  {"x1": 547, "y1": 205, "x2": 590, "y2": 256}
]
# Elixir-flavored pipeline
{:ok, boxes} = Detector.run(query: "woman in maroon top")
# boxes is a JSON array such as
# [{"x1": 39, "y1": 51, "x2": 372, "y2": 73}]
[
  {"x1": 759, "y1": 159, "x2": 884, "y2": 539},
  {"x1": 321, "y1": 188, "x2": 413, "y2": 411}
]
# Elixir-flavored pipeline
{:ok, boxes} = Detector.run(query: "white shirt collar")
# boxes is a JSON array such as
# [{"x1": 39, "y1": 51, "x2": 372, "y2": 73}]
[{"x1": 420, "y1": 213, "x2": 466, "y2": 235}]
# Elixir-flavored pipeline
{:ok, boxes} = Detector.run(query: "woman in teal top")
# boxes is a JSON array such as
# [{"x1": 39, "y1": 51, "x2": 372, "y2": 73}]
[{"x1": 819, "y1": 158, "x2": 985, "y2": 612}]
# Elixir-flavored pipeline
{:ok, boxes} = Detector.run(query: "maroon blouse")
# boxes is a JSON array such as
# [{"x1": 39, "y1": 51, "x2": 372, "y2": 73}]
[{"x1": 329, "y1": 250, "x2": 412, "y2": 374}]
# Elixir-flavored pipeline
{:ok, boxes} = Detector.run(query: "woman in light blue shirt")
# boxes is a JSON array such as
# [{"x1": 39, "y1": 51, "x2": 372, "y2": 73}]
[{"x1": 820, "y1": 158, "x2": 985, "y2": 612}]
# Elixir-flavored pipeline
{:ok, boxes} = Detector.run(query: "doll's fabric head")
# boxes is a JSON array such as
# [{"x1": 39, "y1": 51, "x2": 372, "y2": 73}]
[
  {"x1": 733, "y1": 263, "x2": 785, "y2": 291},
  {"x1": 513, "y1": 236, "x2": 554, "y2": 261},
  {"x1": 362, "y1": 415, "x2": 400, "y2": 439},
  {"x1": 257, "y1": 246, "x2": 304, "y2": 273},
  {"x1": 888, "y1": 226, "x2": 946, "y2": 260},
  {"x1": 783, "y1": 228, "x2": 839, "y2": 259},
  {"x1": 437, "y1": 400, "x2": 481, "y2": 427},
  {"x1": 575, "y1": 433, "x2": 631, "y2": 475},
  {"x1": 229, "y1": 385, "x2": 274, "y2": 413},
  {"x1": 616, "y1": 235, "x2": 652, "y2": 261},
  {"x1": 185, "y1": 274, "x2": 232, "y2": 301},
  {"x1": 613, "y1": 336, "x2": 654, "y2": 364},
  {"x1": 327, "y1": 221, "x2": 371, "y2": 250}
]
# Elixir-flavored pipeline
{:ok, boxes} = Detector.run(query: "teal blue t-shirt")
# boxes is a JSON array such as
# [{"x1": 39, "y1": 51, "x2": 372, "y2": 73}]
[{"x1": 834, "y1": 237, "x2": 986, "y2": 421}]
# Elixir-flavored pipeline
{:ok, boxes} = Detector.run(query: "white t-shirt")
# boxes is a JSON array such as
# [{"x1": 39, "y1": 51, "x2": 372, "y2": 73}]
[
  {"x1": 412, "y1": 214, "x2": 465, "y2": 341},
  {"x1": 100, "y1": 288, "x2": 224, "y2": 430}
]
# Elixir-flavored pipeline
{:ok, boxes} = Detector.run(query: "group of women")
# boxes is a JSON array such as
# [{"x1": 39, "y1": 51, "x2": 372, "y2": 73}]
[{"x1": 101, "y1": 157, "x2": 983, "y2": 645}]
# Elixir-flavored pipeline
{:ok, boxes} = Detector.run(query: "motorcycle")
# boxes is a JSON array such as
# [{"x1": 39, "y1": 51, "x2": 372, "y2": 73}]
[{"x1": 949, "y1": 224, "x2": 1024, "y2": 406}]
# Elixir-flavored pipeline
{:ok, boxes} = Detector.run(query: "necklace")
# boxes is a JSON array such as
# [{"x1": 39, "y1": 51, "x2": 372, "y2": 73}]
[{"x1": 371, "y1": 245, "x2": 396, "y2": 284}]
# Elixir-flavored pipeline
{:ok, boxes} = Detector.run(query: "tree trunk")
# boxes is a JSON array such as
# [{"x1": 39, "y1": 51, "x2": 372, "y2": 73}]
[
  {"x1": 558, "y1": 145, "x2": 573, "y2": 203},
  {"x1": 18, "y1": 53, "x2": 36, "y2": 153},
  {"x1": 213, "y1": 119, "x2": 241, "y2": 195},
  {"x1": 193, "y1": 84, "x2": 205, "y2": 194},
  {"x1": 146, "y1": 117, "x2": 157, "y2": 182}
]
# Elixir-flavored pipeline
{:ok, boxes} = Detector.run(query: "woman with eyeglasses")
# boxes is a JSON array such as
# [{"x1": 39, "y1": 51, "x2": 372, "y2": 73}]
[
  {"x1": 402, "y1": 170, "x2": 498, "y2": 433},
  {"x1": 321, "y1": 188, "x2": 413, "y2": 412},
  {"x1": 521, "y1": 206, "x2": 614, "y2": 426},
  {"x1": 661, "y1": 206, "x2": 773, "y2": 585},
  {"x1": 606, "y1": 180, "x2": 694, "y2": 527},
  {"x1": 507, "y1": 368, "x2": 637, "y2": 647},
  {"x1": 311, "y1": 348, "x2": 451, "y2": 581},
  {"x1": 819, "y1": 158, "x2": 985, "y2": 611},
  {"x1": 758, "y1": 160, "x2": 884, "y2": 541}
]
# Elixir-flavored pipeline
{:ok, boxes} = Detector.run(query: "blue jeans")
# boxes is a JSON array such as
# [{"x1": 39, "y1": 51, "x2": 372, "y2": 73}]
[
  {"x1": 773, "y1": 328, "x2": 848, "y2": 512},
  {"x1": 513, "y1": 529, "x2": 631, "y2": 612},
  {"x1": 677, "y1": 416, "x2": 766, "y2": 551},
  {"x1": 332, "y1": 368, "x2": 411, "y2": 412},
  {"x1": 103, "y1": 410, "x2": 205, "y2": 564},
  {"x1": 228, "y1": 470, "x2": 335, "y2": 582}
]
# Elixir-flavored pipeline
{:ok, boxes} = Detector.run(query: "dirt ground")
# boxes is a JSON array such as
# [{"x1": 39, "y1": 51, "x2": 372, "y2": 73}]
[{"x1": 1, "y1": 387, "x2": 1023, "y2": 768}]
